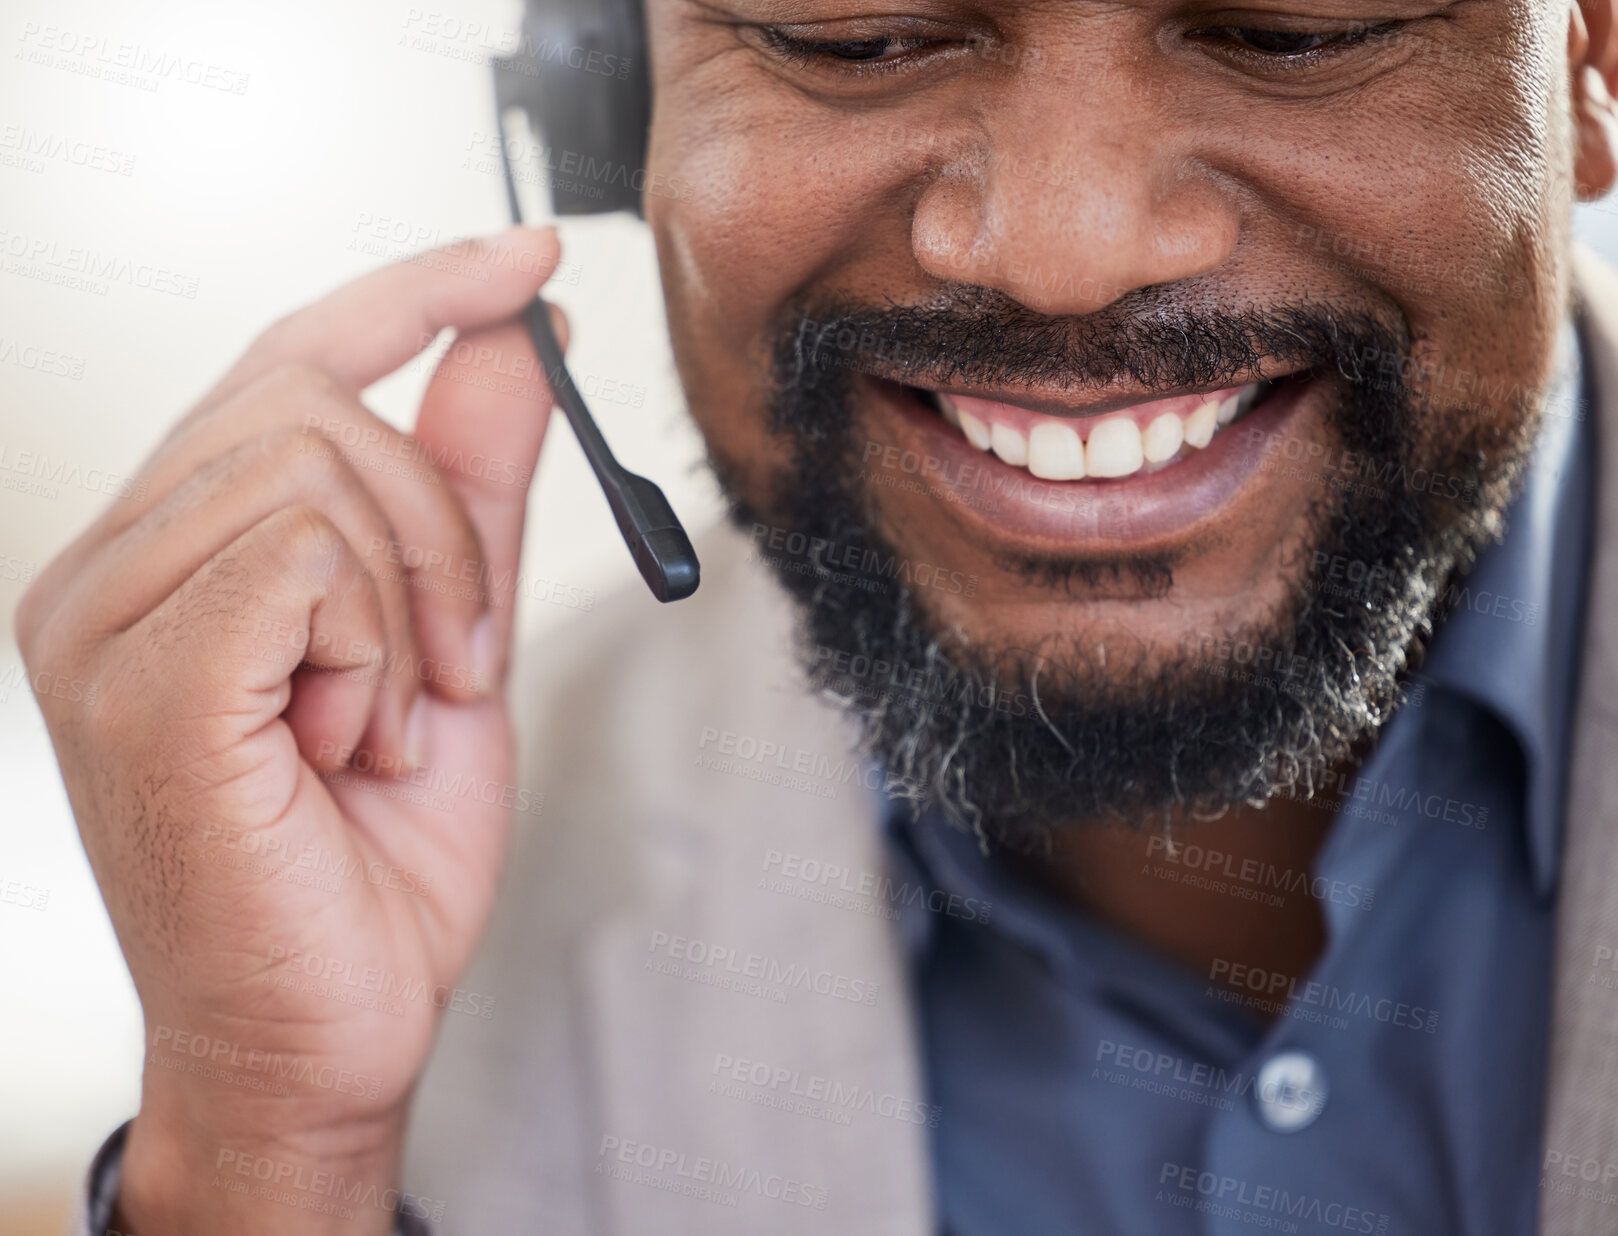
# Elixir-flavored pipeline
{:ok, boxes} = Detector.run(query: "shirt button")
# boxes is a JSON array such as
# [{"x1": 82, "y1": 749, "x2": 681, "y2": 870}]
[{"x1": 1254, "y1": 1050, "x2": 1328, "y2": 1132}]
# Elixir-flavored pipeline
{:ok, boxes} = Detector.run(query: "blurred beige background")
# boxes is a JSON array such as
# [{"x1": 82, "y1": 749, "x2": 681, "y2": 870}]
[
  {"x1": 0, "y1": 0, "x2": 723, "y2": 1230},
  {"x1": 7, "y1": 2, "x2": 1618, "y2": 1232}
]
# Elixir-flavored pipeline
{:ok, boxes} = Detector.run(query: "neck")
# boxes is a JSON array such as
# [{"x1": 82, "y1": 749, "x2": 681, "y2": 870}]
[{"x1": 1006, "y1": 783, "x2": 1348, "y2": 1010}]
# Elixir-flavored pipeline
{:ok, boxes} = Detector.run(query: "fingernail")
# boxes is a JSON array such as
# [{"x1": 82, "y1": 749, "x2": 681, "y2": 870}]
[
  {"x1": 406, "y1": 695, "x2": 430, "y2": 768},
  {"x1": 507, "y1": 222, "x2": 557, "y2": 243},
  {"x1": 470, "y1": 614, "x2": 502, "y2": 690}
]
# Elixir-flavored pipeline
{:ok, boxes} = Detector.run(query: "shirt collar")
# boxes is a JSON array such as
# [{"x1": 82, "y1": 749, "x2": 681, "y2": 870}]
[
  {"x1": 1418, "y1": 320, "x2": 1594, "y2": 898},
  {"x1": 883, "y1": 795, "x2": 1056, "y2": 975}
]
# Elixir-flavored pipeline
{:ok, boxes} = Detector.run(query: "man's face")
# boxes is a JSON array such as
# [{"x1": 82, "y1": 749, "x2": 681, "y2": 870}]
[{"x1": 641, "y1": 0, "x2": 1579, "y2": 837}]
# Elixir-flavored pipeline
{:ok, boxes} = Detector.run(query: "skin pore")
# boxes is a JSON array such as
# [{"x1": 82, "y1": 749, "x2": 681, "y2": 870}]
[{"x1": 641, "y1": 0, "x2": 1615, "y2": 990}]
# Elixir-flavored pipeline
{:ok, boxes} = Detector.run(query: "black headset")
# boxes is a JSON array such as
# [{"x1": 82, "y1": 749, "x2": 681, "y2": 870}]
[{"x1": 493, "y1": 0, "x2": 652, "y2": 217}]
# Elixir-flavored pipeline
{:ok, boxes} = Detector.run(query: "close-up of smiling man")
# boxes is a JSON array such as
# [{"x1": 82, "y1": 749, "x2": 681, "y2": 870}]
[{"x1": 14, "y1": 0, "x2": 1618, "y2": 1232}]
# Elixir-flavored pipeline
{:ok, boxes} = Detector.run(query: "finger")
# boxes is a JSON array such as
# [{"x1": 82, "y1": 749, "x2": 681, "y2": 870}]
[
  {"x1": 412, "y1": 307, "x2": 567, "y2": 683},
  {"x1": 305, "y1": 417, "x2": 494, "y2": 699},
  {"x1": 204, "y1": 226, "x2": 561, "y2": 409},
  {"x1": 18, "y1": 229, "x2": 557, "y2": 654},
  {"x1": 174, "y1": 369, "x2": 493, "y2": 698},
  {"x1": 30, "y1": 367, "x2": 493, "y2": 707},
  {"x1": 51, "y1": 428, "x2": 426, "y2": 768},
  {"x1": 105, "y1": 505, "x2": 389, "y2": 778}
]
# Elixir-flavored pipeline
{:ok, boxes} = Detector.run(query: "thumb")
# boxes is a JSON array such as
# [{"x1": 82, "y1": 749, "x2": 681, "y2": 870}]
[{"x1": 412, "y1": 304, "x2": 570, "y2": 682}]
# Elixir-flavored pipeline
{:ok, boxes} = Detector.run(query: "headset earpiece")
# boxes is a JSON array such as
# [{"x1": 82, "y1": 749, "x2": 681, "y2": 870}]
[{"x1": 493, "y1": 0, "x2": 652, "y2": 217}]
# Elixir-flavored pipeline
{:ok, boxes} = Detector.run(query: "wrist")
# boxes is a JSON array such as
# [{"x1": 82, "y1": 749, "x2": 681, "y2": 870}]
[{"x1": 114, "y1": 1094, "x2": 409, "y2": 1236}]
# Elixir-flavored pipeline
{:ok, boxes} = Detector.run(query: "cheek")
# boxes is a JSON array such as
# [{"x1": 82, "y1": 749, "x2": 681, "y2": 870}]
[
  {"x1": 649, "y1": 91, "x2": 929, "y2": 349},
  {"x1": 646, "y1": 86, "x2": 929, "y2": 503},
  {"x1": 645, "y1": 128, "x2": 798, "y2": 498},
  {"x1": 1225, "y1": 23, "x2": 1569, "y2": 418},
  {"x1": 1389, "y1": 77, "x2": 1570, "y2": 434}
]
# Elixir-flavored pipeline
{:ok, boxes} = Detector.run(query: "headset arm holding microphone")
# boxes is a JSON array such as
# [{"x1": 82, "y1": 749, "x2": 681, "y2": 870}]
[{"x1": 490, "y1": 0, "x2": 700, "y2": 602}]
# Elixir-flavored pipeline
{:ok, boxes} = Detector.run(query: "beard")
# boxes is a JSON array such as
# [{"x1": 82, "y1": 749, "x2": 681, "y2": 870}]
[{"x1": 709, "y1": 283, "x2": 1536, "y2": 851}]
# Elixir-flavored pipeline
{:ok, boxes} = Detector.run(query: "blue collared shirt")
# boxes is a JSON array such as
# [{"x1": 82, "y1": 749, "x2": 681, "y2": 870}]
[{"x1": 887, "y1": 328, "x2": 1594, "y2": 1236}]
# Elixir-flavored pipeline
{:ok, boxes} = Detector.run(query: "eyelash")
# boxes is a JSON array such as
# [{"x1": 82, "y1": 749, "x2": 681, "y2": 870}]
[
  {"x1": 757, "y1": 27, "x2": 941, "y2": 74},
  {"x1": 755, "y1": 22, "x2": 1402, "y2": 77},
  {"x1": 1191, "y1": 22, "x2": 1400, "y2": 64}
]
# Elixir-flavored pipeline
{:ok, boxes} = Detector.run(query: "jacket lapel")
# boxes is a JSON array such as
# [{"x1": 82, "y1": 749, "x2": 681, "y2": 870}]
[
  {"x1": 1539, "y1": 247, "x2": 1618, "y2": 1236},
  {"x1": 572, "y1": 528, "x2": 935, "y2": 1236},
  {"x1": 402, "y1": 521, "x2": 934, "y2": 1235}
]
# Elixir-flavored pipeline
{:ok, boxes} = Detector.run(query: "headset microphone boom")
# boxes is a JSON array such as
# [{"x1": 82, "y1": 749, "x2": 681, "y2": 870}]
[{"x1": 491, "y1": 0, "x2": 698, "y2": 603}]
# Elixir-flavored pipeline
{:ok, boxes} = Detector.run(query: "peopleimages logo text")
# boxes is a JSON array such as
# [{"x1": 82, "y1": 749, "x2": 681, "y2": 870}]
[
  {"x1": 1158, "y1": 1164, "x2": 1391, "y2": 1233},
  {"x1": 647, "y1": 931, "x2": 879, "y2": 1006}
]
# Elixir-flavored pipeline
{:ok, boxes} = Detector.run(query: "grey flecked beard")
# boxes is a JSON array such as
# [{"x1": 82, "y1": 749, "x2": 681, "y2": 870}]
[{"x1": 712, "y1": 288, "x2": 1532, "y2": 850}]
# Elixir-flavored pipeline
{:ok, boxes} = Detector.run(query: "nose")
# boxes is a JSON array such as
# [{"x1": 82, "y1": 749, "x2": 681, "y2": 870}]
[{"x1": 911, "y1": 67, "x2": 1241, "y2": 314}]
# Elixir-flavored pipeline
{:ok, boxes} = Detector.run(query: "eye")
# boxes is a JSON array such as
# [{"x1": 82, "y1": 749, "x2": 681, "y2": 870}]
[
  {"x1": 1190, "y1": 21, "x2": 1397, "y2": 62},
  {"x1": 1224, "y1": 29, "x2": 1338, "y2": 54},
  {"x1": 756, "y1": 25, "x2": 952, "y2": 72},
  {"x1": 805, "y1": 37, "x2": 898, "y2": 62}
]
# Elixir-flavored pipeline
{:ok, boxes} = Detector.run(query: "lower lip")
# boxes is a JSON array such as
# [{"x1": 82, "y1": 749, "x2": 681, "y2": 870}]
[{"x1": 863, "y1": 376, "x2": 1318, "y2": 552}]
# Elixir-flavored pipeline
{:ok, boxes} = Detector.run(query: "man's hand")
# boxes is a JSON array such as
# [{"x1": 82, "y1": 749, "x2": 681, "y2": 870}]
[{"x1": 16, "y1": 226, "x2": 564, "y2": 1234}]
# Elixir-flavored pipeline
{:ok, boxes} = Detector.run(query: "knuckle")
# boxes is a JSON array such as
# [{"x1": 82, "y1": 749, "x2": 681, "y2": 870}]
[
  {"x1": 268, "y1": 504, "x2": 346, "y2": 577},
  {"x1": 185, "y1": 354, "x2": 337, "y2": 437},
  {"x1": 239, "y1": 357, "x2": 340, "y2": 416},
  {"x1": 165, "y1": 425, "x2": 349, "y2": 529},
  {"x1": 261, "y1": 422, "x2": 344, "y2": 484}
]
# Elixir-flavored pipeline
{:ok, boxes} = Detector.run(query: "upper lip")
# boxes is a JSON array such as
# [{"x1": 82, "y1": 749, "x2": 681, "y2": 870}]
[{"x1": 888, "y1": 365, "x2": 1312, "y2": 421}]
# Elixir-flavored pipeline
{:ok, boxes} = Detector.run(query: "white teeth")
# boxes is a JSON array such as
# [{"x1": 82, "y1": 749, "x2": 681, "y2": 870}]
[
  {"x1": 958, "y1": 408, "x2": 992, "y2": 451},
  {"x1": 1085, "y1": 417, "x2": 1144, "y2": 478},
  {"x1": 1028, "y1": 421, "x2": 1085, "y2": 480},
  {"x1": 1183, "y1": 399, "x2": 1218, "y2": 449},
  {"x1": 1142, "y1": 411, "x2": 1184, "y2": 464},
  {"x1": 990, "y1": 422, "x2": 1029, "y2": 467},
  {"x1": 931, "y1": 382, "x2": 1264, "y2": 482}
]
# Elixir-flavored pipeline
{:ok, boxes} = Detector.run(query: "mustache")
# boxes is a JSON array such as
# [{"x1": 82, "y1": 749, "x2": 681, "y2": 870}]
[{"x1": 773, "y1": 283, "x2": 1414, "y2": 399}]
